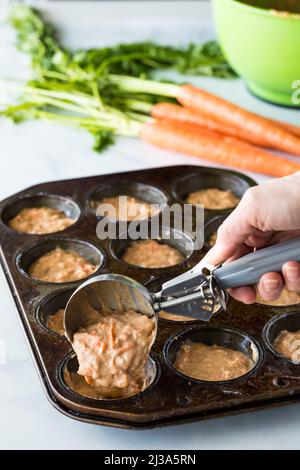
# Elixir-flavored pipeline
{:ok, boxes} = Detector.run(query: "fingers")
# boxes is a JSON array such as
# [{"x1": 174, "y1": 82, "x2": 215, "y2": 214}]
[
  {"x1": 257, "y1": 272, "x2": 284, "y2": 302},
  {"x1": 225, "y1": 244, "x2": 253, "y2": 263},
  {"x1": 244, "y1": 231, "x2": 274, "y2": 249},
  {"x1": 205, "y1": 187, "x2": 271, "y2": 266},
  {"x1": 201, "y1": 177, "x2": 300, "y2": 306},
  {"x1": 202, "y1": 241, "x2": 238, "y2": 267},
  {"x1": 205, "y1": 174, "x2": 300, "y2": 267},
  {"x1": 283, "y1": 261, "x2": 300, "y2": 292},
  {"x1": 271, "y1": 229, "x2": 300, "y2": 245},
  {"x1": 228, "y1": 286, "x2": 257, "y2": 304},
  {"x1": 225, "y1": 264, "x2": 300, "y2": 305},
  {"x1": 256, "y1": 263, "x2": 300, "y2": 303}
]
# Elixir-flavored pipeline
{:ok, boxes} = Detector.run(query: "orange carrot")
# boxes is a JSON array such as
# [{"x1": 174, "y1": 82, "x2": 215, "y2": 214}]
[
  {"x1": 151, "y1": 102, "x2": 268, "y2": 147},
  {"x1": 96, "y1": 341, "x2": 107, "y2": 353},
  {"x1": 176, "y1": 85, "x2": 300, "y2": 156},
  {"x1": 271, "y1": 119, "x2": 300, "y2": 138},
  {"x1": 109, "y1": 321, "x2": 116, "y2": 347},
  {"x1": 85, "y1": 376, "x2": 93, "y2": 385},
  {"x1": 140, "y1": 119, "x2": 300, "y2": 177},
  {"x1": 152, "y1": 102, "x2": 300, "y2": 148},
  {"x1": 118, "y1": 343, "x2": 135, "y2": 355}
]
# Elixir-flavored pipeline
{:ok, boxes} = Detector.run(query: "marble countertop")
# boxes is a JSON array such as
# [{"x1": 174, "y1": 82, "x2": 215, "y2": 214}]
[{"x1": 1, "y1": 1, "x2": 300, "y2": 450}]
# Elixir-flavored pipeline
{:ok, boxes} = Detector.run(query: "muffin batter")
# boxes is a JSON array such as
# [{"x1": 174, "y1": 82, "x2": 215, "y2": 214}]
[
  {"x1": 208, "y1": 231, "x2": 218, "y2": 247},
  {"x1": 159, "y1": 302, "x2": 221, "y2": 322},
  {"x1": 93, "y1": 195, "x2": 158, "y2": 221},
  {"x1": 28, "y1": 247, "x2": 98, "y2": 283},
  {"x1": 174, "y1": 340, "x2": 253, "y2": 381},
  {"x1": 72, "y1": 309, "x2": 156, "y2": 398},
  {"x1": 64, "y1": 358, "x2": 155, "y2": 400},
  {"x1": 46, "y1": 308, "x2": 65, "y2": 335},
  {"x1": 257, "y1": 287, "x2": 300, "y2": 306},
  {"x1": 121, "y1": 239, "x2": 184, "y2": 268},
  {"x1": 187, "y1": 188, "x2": 240, "y2": 210},
  {"x1": 8, "y1": 207, "x2": 75, "y2": 234},
  {"x1": 159, "y1": 311, "x2": 195, "y2": 322},
  {"x1": 274, "y1": 330, "x2": 300, "y2": 363}
]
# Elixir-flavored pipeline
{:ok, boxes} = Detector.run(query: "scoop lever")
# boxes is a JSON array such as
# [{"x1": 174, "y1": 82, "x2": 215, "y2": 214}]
[{"x1": 153, "y1": 260, "x2": 226, "y2": 321}]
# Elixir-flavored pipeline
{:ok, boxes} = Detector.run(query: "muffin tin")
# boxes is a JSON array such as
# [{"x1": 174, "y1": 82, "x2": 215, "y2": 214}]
[{"x1": 1, "y1": 165, "x2": 300, "y2": 429}]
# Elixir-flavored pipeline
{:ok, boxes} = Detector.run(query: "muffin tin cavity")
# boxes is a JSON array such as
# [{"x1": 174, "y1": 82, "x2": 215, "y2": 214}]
[
  {"x1": 89, "y1": 181, "x2": 168, "y2": 221},
  {"x1": 263, "y1": 311, "x2": 300, "y2": 364},
  {"x1": 256, "y1": 288, "x2": 300, "y2": 309},
  {"x1": 145, "y1": 275, "x2": 226, "y2": 322},
  {"x1": 36, "y1": 288, "x2": 75, "y2": 336},
  {"x1": 164, "y1": 326, "x2": 262, "y2": 384},
  {"x1": 172, "y1": 168, "x2": 253, "y2": 213},
  {"x1": 1, "y1": 194, "x2": 81, "y2": 234},
  {"x1": 16, "y1": 238, "x2": 104, "y2": 284},
  {"x1": 204, "y1": 214, "x2": 227, "y2": 248},
  {"x1": 109, "y1": 227, "x2": 196, "y2": 270},
  {"x1": 60, "y1": 353, "x2": 159, "y2": 401}
]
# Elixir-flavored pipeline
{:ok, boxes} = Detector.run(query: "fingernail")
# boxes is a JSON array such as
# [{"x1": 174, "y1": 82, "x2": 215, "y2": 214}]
[
  {"x1": 262, "y1": 279, "x2": 280, "y2": 293},
  {"x1": 285, "y1": 265, "x2": 299, "y2": 281}
]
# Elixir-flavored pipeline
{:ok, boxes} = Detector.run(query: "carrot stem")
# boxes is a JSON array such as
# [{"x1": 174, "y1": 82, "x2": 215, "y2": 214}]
[{"x1": 109, "y1": 74, "x2": 179, "y2": 98}]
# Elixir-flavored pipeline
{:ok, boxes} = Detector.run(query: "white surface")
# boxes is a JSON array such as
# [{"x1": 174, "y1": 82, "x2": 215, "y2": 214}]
[{"x1": 1, "y1": 1, "x2": 300, "y2": 450}]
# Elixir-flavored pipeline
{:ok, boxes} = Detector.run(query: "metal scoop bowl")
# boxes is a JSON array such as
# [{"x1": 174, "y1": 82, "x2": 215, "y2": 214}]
[{"x1": 64, "y1": 274, "x2": 157, "y2": 342}]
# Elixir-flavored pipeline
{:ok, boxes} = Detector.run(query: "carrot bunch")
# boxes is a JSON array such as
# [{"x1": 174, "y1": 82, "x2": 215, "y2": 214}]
[
  {"x1": 6, "y1": 6, "x2": 300, "y2": 177},
  {"x1": 5, "y1": 74, "x2": 300, "y2": 177},
  {"x1": 138, "y1": 85, "x2": 300, "y2": 177}
]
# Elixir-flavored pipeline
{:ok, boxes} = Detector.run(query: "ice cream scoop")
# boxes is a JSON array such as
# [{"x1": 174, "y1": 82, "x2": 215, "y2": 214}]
[{"x1": 64, "y1": 237, "x2": 300, "y2": 342}]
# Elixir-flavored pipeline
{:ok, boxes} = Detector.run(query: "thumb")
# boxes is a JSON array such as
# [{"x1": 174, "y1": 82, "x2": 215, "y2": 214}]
[{"x1": 204, "y1": 241, "x2": 250, "y2": 266}]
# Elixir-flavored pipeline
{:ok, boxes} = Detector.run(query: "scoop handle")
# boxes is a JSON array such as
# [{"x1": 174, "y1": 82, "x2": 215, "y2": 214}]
[{"x1": 213, "y1": 237, "x2": 300, "y2": 289}]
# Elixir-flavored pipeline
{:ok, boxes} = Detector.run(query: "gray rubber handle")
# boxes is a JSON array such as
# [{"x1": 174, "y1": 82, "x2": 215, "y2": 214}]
[{"x1": 213, "y1": 237, "x2": 300, "y2": 289}]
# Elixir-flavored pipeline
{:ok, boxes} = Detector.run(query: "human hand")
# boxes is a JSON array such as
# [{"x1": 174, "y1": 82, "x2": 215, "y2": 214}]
[{"x1": 203, "y1": 172, "x2": 300, "y2": 304}]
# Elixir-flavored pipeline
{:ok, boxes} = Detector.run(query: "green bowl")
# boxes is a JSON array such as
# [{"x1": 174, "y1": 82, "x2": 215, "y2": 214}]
[{"x1": 212, "y1": 0, "x2": 300, "y2": 106}]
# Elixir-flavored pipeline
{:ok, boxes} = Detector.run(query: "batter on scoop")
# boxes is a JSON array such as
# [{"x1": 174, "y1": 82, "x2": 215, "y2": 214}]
[{"x1": 71, "y1": 309, "x2": 156, "y2": 398}]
